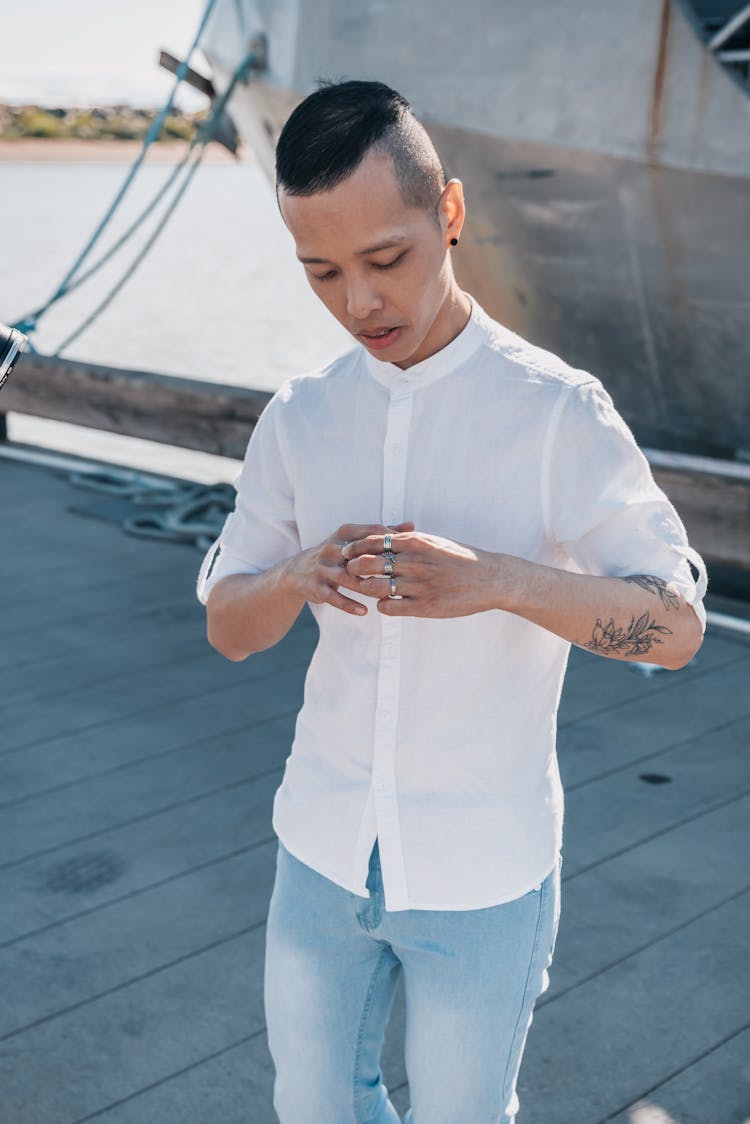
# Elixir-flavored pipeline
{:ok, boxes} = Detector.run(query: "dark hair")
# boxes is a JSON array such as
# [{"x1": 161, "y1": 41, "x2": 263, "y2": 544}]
[{"x1": 275, "y1": 79, "x2": 446, "y2": 218}]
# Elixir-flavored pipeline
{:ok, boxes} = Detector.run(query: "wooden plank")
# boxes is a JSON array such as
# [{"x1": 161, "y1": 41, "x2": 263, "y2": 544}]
[
  {"x1": 0, "y1": 651, "x2": 307, "y2": 807},
  {"x1": 561, "y1": 711, "x2": 750, "y2": 878},
  {"x1": 81, "y1": 1036, "x2": 277, "y2": 1124},
  {"x1": 1, "y1": 593, "x2": 314, "y2": 678},
  {"x1": 557, "y1": 652, "x2": 750, "y2": 789},
  {"x1": 606, "y1": 1025, "x2": 750, "y2": 1123},
  {"x1": 0, "y1": 595, "x2": 195, "y2": 673},
  {"x1": 2, "y1": 455, "x2": 750, "y2": 1122},
  {"x1": 0, "y1": 353, "x2": 271, "y2": 458},
  {"x1": 0, "y1": 927, "x2": 269, "y2": 1122},
  {"x1": 4, "y1": 782, "x2": 748, "y2": 1120},
  {"x1": 652, "y1": 464, "x2": 750, "y2": 571},
  {"x1": 0, "y1": 770, "x2": 280, "y2": 944},
  {"x1": 514, "y1": 891, "x2": 750, "y2": 1122},
  {"x1": 0, "y1": 563, "x2": 195, "y2": 638},
  {"x1": 548, "y1": 793, "x2": 750, "y2": 996},
  {"x1": 3, "y1": 612, "x2": 213, "y2": 705},
  {"x1": 8, "y1": 774, "x2": 745, "y2": 1121},
  {"x1": 0, "y1": 640, "x2": 308, "y2": 754},
  {"x1": 0, "y1": 843, "x2": 277, "y2": 1039},
  {"x1": 0, "y1": 711, "x2": 297, "y2": 867},
  {"x1": 558, "y1": 630, "x2": 748, "y2": 727}
]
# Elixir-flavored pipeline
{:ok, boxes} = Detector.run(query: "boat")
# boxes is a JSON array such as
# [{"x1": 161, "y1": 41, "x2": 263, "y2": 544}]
[{"x1": 187, "y1": 0, "x2": 750, "y2": 463}]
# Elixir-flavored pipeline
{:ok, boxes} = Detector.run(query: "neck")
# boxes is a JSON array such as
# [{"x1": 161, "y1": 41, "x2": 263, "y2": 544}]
[{"x1": 395, "y1": 283, "x2": 472, "y2": 370}]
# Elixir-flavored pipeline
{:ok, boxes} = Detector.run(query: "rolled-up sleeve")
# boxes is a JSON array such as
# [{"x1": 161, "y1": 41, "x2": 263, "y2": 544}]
[
  {"x1": 196, "y1": 388, "x2": 300, "y2": 606},
  {"x1": 544, "y1": 377, "x2": 708, "y2": 634}
]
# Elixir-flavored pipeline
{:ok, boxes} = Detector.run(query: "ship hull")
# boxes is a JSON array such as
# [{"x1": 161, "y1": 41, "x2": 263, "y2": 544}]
[{"x1": 199, "y1": 0, "x2": 750, "y2": 459}]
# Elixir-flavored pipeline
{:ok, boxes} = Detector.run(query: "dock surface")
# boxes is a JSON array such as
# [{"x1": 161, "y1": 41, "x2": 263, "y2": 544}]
[{"x1": 1, "y1": 449, "x2": 748, "y2": 1124}]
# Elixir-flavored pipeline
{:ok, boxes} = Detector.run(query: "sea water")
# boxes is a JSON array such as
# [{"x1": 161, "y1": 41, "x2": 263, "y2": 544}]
[{"x1": 0, "y1": 153, "x2": 351, "y2": 480}]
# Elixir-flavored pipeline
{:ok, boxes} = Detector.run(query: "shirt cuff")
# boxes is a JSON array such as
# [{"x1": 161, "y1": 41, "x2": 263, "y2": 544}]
[
  {"x1": 666, "y1": 544, "x2": 709, "y2": 635},
  {"x1": 195, "y1": 537, "x2": 262, "y2": 605}
]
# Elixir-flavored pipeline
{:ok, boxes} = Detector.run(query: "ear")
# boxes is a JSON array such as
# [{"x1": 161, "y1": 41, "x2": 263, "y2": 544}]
[{"x1": 438, "y1": 178, "x2": 465, "y2": 246}]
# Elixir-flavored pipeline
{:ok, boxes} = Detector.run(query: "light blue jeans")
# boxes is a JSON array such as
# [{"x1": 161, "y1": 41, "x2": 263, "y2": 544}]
[{"x1": 264, "y1": 836, "x2": 562, "y2": 1124}]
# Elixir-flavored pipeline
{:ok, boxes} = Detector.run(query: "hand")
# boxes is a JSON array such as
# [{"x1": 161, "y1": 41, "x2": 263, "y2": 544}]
[
  {"x1": 342, "y1": 529, "x2": 501, "y2": 617},
  {"x1": 279, "y1": 522, "x2": 416, "y2": 616}
]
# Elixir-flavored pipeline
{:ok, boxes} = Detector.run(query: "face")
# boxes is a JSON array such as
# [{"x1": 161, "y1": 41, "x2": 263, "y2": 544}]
[{"x1": 278, "y1": 148, "x2": 467, "y2": 369}]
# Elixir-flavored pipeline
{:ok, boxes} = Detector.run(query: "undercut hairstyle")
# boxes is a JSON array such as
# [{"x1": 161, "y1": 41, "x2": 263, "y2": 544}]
[{"x1": 275, "y1": 79, "x2": 447, "y2": 221}]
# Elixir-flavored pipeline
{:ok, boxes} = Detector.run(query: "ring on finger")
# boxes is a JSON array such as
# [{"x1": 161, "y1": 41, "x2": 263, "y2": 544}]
[
  {"x1": 383, "y1": 558, "x2": 394, "y2": 576},
  {"x1": 389, "y1": 576, "x2": 398, "y2": 598},
  {"x1": 383, "y1": 533, "x2": 393, "y2": 552}
]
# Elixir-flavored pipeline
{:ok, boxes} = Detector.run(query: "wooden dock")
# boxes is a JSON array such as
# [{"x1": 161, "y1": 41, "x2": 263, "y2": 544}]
[{"x1": 1, "y1": 445, "x2": 749, "y2": 1123}]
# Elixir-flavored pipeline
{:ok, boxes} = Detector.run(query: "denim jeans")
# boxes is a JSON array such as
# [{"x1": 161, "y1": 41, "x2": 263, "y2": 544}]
[{"x1": 264, "y1": 836, "x2": 562, "y2": 1124}]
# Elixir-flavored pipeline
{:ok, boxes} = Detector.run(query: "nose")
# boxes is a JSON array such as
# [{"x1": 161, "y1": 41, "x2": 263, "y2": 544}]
[{"x1": 346, "y1": 276, "x2": 383, "y2": 321}]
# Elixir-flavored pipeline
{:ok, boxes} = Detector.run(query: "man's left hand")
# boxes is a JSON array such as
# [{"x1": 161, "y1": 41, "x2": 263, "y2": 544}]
[{"x1": 342, "y1": 530, "x2": 502, "y2": 617}]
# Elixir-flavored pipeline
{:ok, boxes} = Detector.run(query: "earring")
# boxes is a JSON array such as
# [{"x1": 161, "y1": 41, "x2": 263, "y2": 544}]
[{"x1": 450, "y1": 237, "x2": 458, "y2": 246}]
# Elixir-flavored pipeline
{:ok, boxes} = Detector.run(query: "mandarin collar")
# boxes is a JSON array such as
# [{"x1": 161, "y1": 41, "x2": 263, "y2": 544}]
[{"x1": 361, "y1": 293, "x2": 487, "y2": 393}]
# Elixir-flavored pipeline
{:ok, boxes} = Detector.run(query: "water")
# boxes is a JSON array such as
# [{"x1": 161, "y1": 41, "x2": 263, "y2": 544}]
[{"x1": 0, "y1": 153, "x2": 351, "y2": 479}]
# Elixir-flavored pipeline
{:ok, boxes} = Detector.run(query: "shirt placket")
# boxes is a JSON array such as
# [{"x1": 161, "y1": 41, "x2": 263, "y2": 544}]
[{"x1": 372, "y1": 387, "x2": 413, "y2": 911}]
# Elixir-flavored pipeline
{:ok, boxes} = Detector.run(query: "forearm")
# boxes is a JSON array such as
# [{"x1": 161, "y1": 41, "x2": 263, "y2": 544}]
[
  {"x1": 206, "y1": 558, "x2": 305, "y2": 660},
  {"x1": 493, "y1": 554, "x2": 703, "y2": 670}
]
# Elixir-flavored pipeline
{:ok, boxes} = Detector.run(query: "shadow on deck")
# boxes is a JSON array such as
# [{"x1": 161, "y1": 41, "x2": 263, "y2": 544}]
[{"x1": 1, "y1": 447, "x2": 748, "y2": 1124}]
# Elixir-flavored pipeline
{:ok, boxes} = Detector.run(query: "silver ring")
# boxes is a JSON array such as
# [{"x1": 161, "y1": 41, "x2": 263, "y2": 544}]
[
  {"x1": 341, "y1": 540, "x2": 350, "y2": 557},
  {"x1": 383, "y1": 533, "x2": 393, "y2": 552},
  {"x1": 389, "y1": 576, "x2": 398, "y2": 598},
  {"x1": 383, "y1": 559, "x2": 394, "y2": 576}
]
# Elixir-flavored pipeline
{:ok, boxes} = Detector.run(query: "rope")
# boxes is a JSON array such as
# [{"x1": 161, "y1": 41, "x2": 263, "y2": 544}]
[
  {"x1": 9, "y1": 0, "x2": 242, "y2": 350},
  {"x1": 68, "y1": 467, "x2": 236, "y2": 551},
  {"x1": 50, "y1": 48, "x2": 256, "y2": 356}
]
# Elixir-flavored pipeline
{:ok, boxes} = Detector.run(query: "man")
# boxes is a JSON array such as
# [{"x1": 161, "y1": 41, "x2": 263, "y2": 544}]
[{"x1": 197, "y1": 80, "x2": 707, "y2": 1124}]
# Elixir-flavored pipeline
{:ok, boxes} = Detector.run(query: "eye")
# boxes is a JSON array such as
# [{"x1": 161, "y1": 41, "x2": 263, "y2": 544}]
[
  {"x1": 372, "y1": 252, "x2": 407, "y2": 271},
  {"x1": 309, "y1": 268, "x2": 338, "y2": 282}
]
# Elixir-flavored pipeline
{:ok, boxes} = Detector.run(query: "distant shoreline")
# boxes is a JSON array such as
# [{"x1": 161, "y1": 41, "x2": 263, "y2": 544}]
[{"x1": 0, "y1": 138, "x2": 249, "y2": 163}]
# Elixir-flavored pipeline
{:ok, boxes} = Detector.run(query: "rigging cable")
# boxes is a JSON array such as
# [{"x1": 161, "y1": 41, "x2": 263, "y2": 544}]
[{"x1": 9, "y1": 0, "x2": 233, "y2": 354}]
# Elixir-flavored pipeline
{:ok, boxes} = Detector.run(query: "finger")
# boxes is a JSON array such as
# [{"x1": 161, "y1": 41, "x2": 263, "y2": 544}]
[
  {"x1": 341, "y1": 533, "x2": 391, "y2": 560},
  {"x1": 319, "y1": 560, "x2": 361, "y2": 593},
  {"x1": 354, "y1": 575, "x2": 418, "y2": 599},
  {"x1": 321, "y1": 540, "x2": 350, "y2": 565},
  {"x1": 337, "y1": 521, "x2": 415, "y2": 550},
  {"x1": 336, "y1": 521, "x2": 411, "y2": 543},
  {"x1": 323, "y1": 587, "x2": 368, "y2": 615},
  {"x1": 376, "y1": 595, "x2": 417, "y2": 616},
  {"x1": 346, "y1": 552, "x2": 416, "y2": 578}
]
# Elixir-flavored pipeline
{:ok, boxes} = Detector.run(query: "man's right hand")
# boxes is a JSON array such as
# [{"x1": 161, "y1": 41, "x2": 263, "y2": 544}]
[{"x1": 279, "y1": 522, "x2": 415, "y2": 616}]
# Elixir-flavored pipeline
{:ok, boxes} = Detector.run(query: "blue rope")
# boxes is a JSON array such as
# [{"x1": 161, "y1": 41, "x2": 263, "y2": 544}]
[
  {"x1": 50, "y1": 49, "x2": 256, "y2": 357},
  {"x1": 10, "y1": 0, "x2": 222, "y2": 341}
]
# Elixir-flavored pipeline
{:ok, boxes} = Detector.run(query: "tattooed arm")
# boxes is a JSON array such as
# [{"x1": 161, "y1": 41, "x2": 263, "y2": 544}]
[
  {"x1": 495, "y1": 558, "x2": 703, "y2": 670},
  {"x1": 341, "y1": 530, "x2": 703, "y2": 670}
]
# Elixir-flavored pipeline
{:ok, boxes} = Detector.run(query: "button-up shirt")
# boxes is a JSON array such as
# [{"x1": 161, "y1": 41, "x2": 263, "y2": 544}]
[{"x1": 196, "y1": 295, "x2": 707, "y2": 912}]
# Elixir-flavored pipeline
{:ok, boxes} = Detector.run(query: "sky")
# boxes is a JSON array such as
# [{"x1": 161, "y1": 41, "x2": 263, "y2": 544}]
[{"x1": 1, "y1": 0, "x2": 211, "y2": 109}]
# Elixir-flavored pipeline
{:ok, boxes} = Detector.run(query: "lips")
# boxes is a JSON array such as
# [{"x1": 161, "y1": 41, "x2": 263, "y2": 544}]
[{"x1": 358, "y1": 326, "x2": 402, "y2": 350}]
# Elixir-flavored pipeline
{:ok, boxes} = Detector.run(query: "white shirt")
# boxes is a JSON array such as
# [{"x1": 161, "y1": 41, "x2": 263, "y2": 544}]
[{"x1": 196, "y1": 295, "x2": 708, "y2": 912}]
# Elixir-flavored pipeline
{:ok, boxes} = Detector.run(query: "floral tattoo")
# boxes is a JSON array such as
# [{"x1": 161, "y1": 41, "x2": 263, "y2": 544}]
[
  {"x1": 585, "y1": 611, "x2": 672, "y2": 657},
  {"x1": 583, "y1": 574, "x2": 678, "y2": 658},
  {"x1": 622, "y1": 574, "x2": 680, "y2": 613}
]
